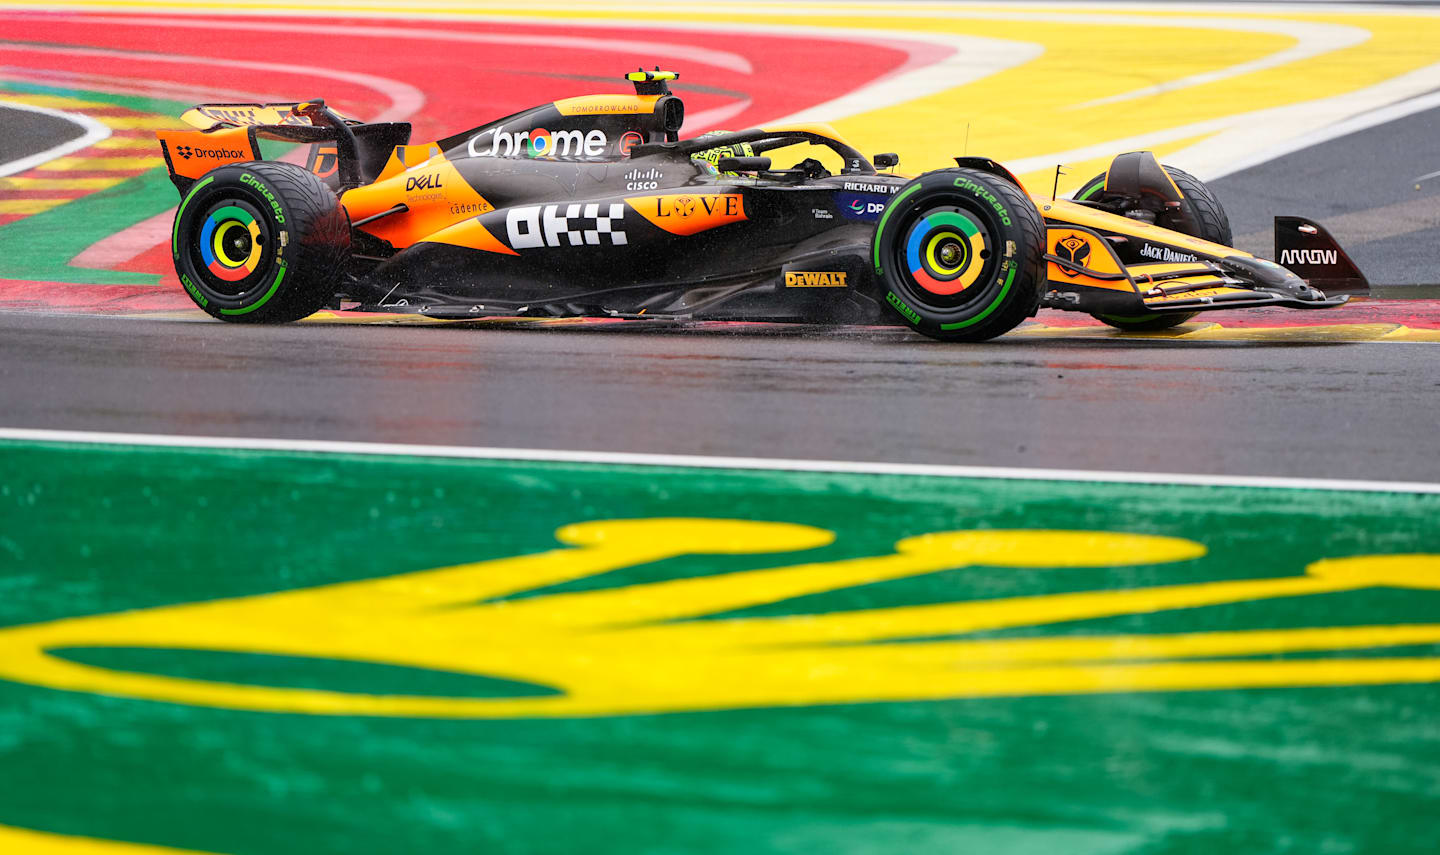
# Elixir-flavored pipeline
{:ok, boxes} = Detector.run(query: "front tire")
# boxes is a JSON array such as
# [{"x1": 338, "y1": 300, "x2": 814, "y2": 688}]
[
  {"x1": 873, "y1": 168, "x2": 1045, "y2": 342},
  {"x1": 1075, "y1": 165, "x2": 1231, "y2": 332},
  {"x1": 173, "y1": 161, "x2": 350, "y2": 323}
]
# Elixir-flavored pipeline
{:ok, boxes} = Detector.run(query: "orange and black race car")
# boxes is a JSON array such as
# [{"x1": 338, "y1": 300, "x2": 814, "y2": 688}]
[{"x1": 156, "y1": 70, "x2": 1366, "y2": 341}]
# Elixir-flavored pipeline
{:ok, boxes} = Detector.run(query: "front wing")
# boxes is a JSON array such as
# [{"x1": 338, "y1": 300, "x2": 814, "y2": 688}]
[{"x1": 1036, "y1": 200, "x2": 1353, "y2": 317}]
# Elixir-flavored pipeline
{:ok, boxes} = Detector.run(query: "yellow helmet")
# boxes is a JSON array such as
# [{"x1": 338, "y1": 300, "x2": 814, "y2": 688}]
[{"x1": 691, "y1": 131, "x2": 756, "y2": 176}]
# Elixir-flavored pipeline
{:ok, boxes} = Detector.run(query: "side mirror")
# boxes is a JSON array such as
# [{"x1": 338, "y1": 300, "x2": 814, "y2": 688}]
[
  {"x1": 715, "y1": 156, "x2": 772, "y2": 173},
  {"x1": 872, "y1": 152, "x2": 899, "y2": 169}
]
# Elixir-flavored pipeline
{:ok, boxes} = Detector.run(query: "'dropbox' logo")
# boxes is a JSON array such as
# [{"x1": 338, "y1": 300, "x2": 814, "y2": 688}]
[{"x1": 175, "y1": 144, "x2": 245, "y2": 161}]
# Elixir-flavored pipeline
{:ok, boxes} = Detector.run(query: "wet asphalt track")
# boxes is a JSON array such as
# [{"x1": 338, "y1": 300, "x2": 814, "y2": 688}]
[
  {"x1": 1, "y1": 310, "x2": 1436, "y2": 482},
  {"x1": 2, "y1": 100, "x2": 1438, "y2": 483}
]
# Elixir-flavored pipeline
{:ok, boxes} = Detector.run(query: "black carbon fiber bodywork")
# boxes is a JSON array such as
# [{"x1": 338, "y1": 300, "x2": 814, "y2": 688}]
[{"x1": 348, "y1": 130, "x2": 909, "y2": 323}]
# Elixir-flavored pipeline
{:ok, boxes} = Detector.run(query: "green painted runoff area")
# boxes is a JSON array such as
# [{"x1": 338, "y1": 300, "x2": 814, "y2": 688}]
[{"x1": 0, "y1": 439, "x2": 1437, "y2": 854}]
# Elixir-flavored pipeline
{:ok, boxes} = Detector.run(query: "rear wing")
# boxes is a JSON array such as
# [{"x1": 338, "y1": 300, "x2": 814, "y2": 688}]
[
  {"x1": 156, "y1": 99, "x2": 411, "y2": 194},
  {"x1": 178, "y1": 101, "x2": 360, "y2": 131}
]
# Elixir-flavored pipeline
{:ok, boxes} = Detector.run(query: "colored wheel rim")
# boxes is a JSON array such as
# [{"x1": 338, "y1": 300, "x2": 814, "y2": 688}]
[
  {"x1": 198, "y1": 203, "x2": 265, "y2": 284},
  {"x1": 902, "y1": 210, "x2": 988, "y2": 296}
]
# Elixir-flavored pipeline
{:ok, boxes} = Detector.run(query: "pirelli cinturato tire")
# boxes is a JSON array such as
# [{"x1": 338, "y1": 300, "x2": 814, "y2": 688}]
[
  {"x1": 172, "y1": 161, "x2": 349, "y2": 323},
  {"x1": 874, "y1": 168, "x2": 1045, "y2": 342},
  {"x1": 1074, "y1": 165, "x2": 1231, "y2": 332}
]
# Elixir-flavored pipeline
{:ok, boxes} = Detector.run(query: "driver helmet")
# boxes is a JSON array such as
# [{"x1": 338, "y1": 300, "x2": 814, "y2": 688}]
[{"x1": 691, "y1": 131, "x2": 755, "y2": 175}]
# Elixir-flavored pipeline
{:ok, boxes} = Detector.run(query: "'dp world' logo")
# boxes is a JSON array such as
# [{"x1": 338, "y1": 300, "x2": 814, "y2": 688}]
[{"x1": 1054, "y1": 234, "x2": 1091, "y2": 277}]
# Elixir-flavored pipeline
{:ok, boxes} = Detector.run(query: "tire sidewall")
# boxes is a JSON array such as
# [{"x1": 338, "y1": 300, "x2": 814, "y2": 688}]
[
  {"x1": 873, "y1": 170, "x2": 1025, "y2": 337},
  {"x1": 173, "y1": 163, "x2": 296, "y2": 318}
]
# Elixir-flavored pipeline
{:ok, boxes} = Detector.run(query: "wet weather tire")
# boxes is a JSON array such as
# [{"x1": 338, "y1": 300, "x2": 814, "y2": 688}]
[
  {"x1": 1075, "y1": 165, "x2": 1231, "y2": 332},
  {"x1": 172, "y1": 161, "x2": 349, "y2": 323},
  {"x1": 873, "y1": 168, "x2": 1045, "y2": 342}
]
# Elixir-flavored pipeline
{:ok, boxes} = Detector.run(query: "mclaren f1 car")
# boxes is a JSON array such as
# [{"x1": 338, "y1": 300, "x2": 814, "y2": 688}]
[{"x1": 155, "y1": 70, "x2": 1367, "y2": 341}]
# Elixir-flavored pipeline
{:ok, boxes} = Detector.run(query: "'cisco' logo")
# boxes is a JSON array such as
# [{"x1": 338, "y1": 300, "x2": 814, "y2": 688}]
[{"x1": 175, "y1": 145, "x2": 245, "y2": 161}]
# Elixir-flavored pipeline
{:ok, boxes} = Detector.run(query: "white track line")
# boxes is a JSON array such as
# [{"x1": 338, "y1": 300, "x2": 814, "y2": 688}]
[
  {"x1": 2, "y1": 427, "x2": 1438, "y2": 495},
  {"x1": 0, "y1": 99, "x2": 110, "y2": 177}
]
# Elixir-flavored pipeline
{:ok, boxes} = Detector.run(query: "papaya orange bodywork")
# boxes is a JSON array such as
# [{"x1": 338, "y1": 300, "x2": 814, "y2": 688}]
[
  {"x1": 1044, "y1": 226, "x2": 1135, "y2": 293},
  {"x1": 340, "y1": 153, "x2": 494, "y2": 249},
  {"x1": 157, "y1": 127, "x2": 256, "y2": 180}
]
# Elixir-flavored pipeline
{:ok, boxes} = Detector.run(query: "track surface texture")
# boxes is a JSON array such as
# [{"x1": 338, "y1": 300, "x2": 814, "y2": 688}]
[
  {"x1": 0, "y1": 310, "x2": 1437, "y2": 481},
  {"x1": 3, "y1": 3, "x2": 1440, "y2": 855}
]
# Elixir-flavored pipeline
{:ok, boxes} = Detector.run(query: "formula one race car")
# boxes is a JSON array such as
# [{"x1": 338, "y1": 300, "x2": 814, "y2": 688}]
[{"x1": 156, "y1": 70, "x2": 1367, "y2": 341}]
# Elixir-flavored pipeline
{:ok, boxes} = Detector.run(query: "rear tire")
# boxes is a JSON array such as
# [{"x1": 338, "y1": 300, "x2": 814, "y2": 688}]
[
  {"x1": 873, "y1": 168, "x2": 1045, "y2": 342},
  {"x1": 172, "y1": 161, "x2": 350, "y2": 323},
  {"x1": 1075, "y1": 165, "x2": 1230, "y2": 332}
]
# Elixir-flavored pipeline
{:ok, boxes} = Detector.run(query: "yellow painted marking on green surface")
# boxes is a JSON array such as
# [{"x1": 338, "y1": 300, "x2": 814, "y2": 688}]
[
  {"x1": 0, "y1": 823, "x2": 222, "y2": 854},
  {"x1": 0, "y1": 176, "x2": 126, "y2": 190},
  {"x1": 1, "y1": 519, "x2": 1438, "y2": 718},
  {"x1": 0, "y1": 198, "x2": 68, "y2": 214},
  {"x1": 32, "y1": 156, "x2": 161, "y2": 171}
]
